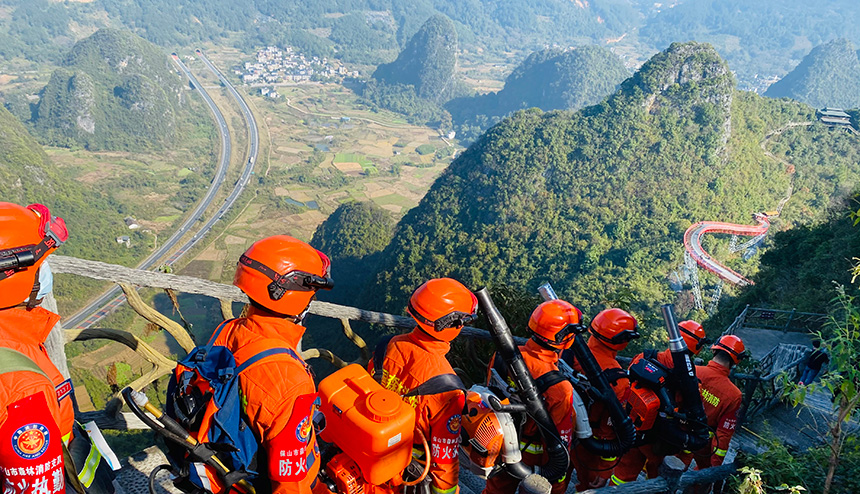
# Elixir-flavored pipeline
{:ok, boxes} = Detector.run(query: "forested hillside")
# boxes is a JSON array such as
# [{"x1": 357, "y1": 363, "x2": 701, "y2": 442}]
[
  {"x1": 363, "y1": 15, "x2": 464, "y2": 126},
  {"x1": 361, "y1": 42, "x2": 860, "y2": 330},
  {"x1": 447, "y1": 46, "x2": 629, "y2": 142},
  {"x1": 33, "y1": 29, "x2": 185, "y2": 151},
  {"x1": 0, "y1": 106, "x2": 151, "y2": 301},
  {"x1": 310, "y1": 201, "x2": 395, "y2": 303},
  {"x1": 373, "y1": 15, "x2": 460, "y2": 105},
  {"x1": 764, "y1": 39, "x2": 860, "y2": 109}
]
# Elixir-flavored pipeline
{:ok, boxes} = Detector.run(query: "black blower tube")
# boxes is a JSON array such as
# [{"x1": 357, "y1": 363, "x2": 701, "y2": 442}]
[
  {"x1": 661, "y1": 304, "x2": 710, "y2": 451},
  {"x1": 569, "y1": 334, "x2": 636, "y2": 457},
  {"x1": 537, "y1": 282, "x2": 634, "y2": 457},
  {"x1": 475, "y1": 288, "x2": 570, "y2": 483}
]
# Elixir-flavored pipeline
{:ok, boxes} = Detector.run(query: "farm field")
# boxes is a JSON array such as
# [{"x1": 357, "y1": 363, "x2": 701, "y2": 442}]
[{"x1": 179, "y1": 49, "x2": 463, "y2": 284}]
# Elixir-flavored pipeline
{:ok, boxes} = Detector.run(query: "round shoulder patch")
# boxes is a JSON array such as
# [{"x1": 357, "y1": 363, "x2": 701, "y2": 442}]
[
  {"x1": 295, "y1": 416, "x2": 312, "y2": 443},
  {"x1": 12, "y1": 423, "x2": 50, "y2": 460},
  {"x1": 446, "y1": 414, "x2": 462, "y2": 435}
]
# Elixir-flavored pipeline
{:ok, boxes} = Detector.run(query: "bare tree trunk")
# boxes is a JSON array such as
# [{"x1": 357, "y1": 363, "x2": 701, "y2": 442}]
[
  {"x1": 824, "y1": 417, "x2": 840, "y2": 494},
  {"x1": 825, "y1": 392, "x2": 860, "y2": 494}
]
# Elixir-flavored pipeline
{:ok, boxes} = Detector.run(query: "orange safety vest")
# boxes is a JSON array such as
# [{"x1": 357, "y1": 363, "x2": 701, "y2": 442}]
[
  {"x1": 0, "y1": 307, "x2": 74, "y2": 494},
  {"x1": 212, "y1": 307, "x2": 320, "y2": 494}
]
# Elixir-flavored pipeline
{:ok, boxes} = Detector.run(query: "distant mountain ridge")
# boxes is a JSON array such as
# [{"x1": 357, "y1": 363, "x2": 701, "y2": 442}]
[
  {"x1": 448, "y1": 45, "x2": 629, "y2": 142},
  {"x1": 765, "y1": 39, "x2": 860, "y2": 109},
  {"x1": 372, "y1": 15, "x2": 460, "y2": 105},
  {"x1": 34, "y1": 29, "x2": 186, "y2": 151}
]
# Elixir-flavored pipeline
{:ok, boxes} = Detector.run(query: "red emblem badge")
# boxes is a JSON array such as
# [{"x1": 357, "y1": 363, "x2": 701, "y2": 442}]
[{"x1": 12, "y1": 423, "x2": 50, "y2": 459}]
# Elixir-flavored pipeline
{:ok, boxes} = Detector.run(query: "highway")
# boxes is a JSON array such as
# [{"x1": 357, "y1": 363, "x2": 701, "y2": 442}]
[
  {"x1": 64, "y1": 52, "x2": 259, "y2": 329},
  {"x1": 683, "y1": 213, "x2": 770, "y2": 286}
]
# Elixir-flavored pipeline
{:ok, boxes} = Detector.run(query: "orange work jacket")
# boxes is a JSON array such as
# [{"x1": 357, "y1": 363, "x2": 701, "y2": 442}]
[
  {"x1": 0, "y1": 307, "x2": 74, "y2": 494},
  {"x1": 488, "y1": 339, "x2": 574, "y2": 461},
  {"x1": 368, "y1": 328, "x2": 466, "y2": 494},
  {"x1": 695, "y1": 360, "x2": 742, "y2": 466},
  {"x1": 212, "y1": 307, "x2": 320, "y2": 494},
  {"x1": 0, "y1": 307, "x2": 74, "y2": 440}
]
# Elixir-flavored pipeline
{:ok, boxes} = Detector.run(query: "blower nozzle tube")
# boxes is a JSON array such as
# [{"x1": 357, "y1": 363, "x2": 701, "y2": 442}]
[
  {"x1": 569, "y1": 335, "x2": 636, "y2": 457},
  {"x1": 538, "y1": 283, "x2": 634, "y2": 456},
  {"x1": 660, "y1": 304, "x2": 710, "y2": 452},
  {"x1": 475, "y1": 288, "x2": 569, "y2": 483}
]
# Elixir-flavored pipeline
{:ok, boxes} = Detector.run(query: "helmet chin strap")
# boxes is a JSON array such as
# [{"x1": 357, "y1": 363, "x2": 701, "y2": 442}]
[
  {"x1": 293, "y1": 305, "x2": 310, "y2": 325},
  {"x1": 26, "y1": 270, "x2": 41, "y2": 309}
]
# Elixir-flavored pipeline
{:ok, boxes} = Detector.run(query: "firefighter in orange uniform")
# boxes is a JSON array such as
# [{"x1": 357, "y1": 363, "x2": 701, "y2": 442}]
[
  {"x1": 609, "y1": 320, "x2": 708, "y2": 485},
  {"x1": 0, "y1": 203, "x2": 73, "y2": 494},
  {"x1": 369, "y1": 278, "x2": 477, "y2": 494},
  {"x1": 570, "y1": 308, "x2": 640, "y2": 491},
  {"x1": 482, "y1": 299, "x2": 583, "y2": 494},
  {"x1": 211, "y1": 235, "x2": 334, "y2": 494},
  {"x1": 685, "y1": 335, "x2": 745, "y2": 470}
]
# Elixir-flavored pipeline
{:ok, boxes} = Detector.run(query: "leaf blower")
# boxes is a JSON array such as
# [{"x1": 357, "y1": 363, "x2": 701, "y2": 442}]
[
  {"x1": 536, "y1": 283, "x2": 636, "y2": 458},
  {"x1": 459, "y1": 385, "x2": 532, "y2": 480},
  {"x1": 314, "y1": 364, "x2": 426, "y2": 494},
  {"x1": 475, "y1": 287, "x2": 569, "y2": 483},
  {"x1": 652, "y1": 304, "x2": 711, "y2": 452}
]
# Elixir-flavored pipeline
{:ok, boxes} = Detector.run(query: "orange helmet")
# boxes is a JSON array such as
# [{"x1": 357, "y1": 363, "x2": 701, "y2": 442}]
[
  {"x1": 678, "y1": 320, "x2": 709, "y2": 355},
  {"x1": 0, "y1": 203, "x2": 68, "y2": 309},
  {"x1": 589, "y1": 308, "x2": 640, "y2": 351},
  {"x1": 528, "y1": 299, "x2": 584, "y2": 350},
  {"x1": 407, "y1": 278, "x2": 477, "y2": 342},
  {"x1": 711, "y1": 335, "x2": 746, "y2": 365},
  {"x1": 233, "y1": 235, "x2": 333, "y2": 317}
]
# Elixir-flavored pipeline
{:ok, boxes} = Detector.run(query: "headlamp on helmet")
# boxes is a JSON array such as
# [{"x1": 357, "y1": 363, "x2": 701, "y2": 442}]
[{"x1": 408, "y1": 303, "x2": 477, "y2": 332}]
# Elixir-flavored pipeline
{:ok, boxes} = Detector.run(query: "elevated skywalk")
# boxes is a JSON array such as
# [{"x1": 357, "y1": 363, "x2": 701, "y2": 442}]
[{"x1": 683, "y1": 213, "x2": 770, "y2": 286}]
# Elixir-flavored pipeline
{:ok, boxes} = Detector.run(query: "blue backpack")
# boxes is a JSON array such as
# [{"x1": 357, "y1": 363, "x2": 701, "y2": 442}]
[{"x1": 164, "y1": 319, "x2": 303, "y2": 494}]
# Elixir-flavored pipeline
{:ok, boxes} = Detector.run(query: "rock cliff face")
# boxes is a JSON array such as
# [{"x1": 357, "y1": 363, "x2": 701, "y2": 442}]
[
  {"x1": 372, "y1": 15, "x2": 459, "y2": 104},
  {"x1": 628, "y1": 42, "x2": 734, "y2": 147},
  {"x1": 765, "y1": 38, "x2": 860, "y2": 109},
  {"x1": 34, "y1": 29, "x2": 183, "y2": 150}
]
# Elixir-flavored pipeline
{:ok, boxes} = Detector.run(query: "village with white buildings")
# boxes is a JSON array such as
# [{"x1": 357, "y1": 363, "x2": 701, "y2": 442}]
[{"x1": 236, "y1": 46, "x2": 359, "y2": 98}]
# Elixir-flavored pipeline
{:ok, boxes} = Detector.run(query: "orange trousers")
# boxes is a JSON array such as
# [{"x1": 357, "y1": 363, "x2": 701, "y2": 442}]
[
  {"x1": 571, "y1": 443, "x2": 616, "y2": 491},
  {"x1": 609, "y1": 444, "x2": 663, "y2": 485}
]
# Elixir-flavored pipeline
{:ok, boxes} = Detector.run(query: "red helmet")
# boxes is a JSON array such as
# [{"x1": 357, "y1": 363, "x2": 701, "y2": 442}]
[
  {"x1": 712, "y1": 335, "x2": 746, "y2": 365},
  {"x1": 678, "y1": 320, "x2": 709, "y2": 355},
  {"x1": 407, "y1": 278, "x2": 477, "y2": 342},
  {"x1": 0, "y1": 203, "x2": 68, "y2": 309},
  {"x1": 528, "y1": 299, "x2": 584, "y2": 350},
  {"x1": 233, "y1": 235, "x2": 333, "y2": 317},
  {"x1": 589, "y1": 308, "x2": 640, "y2": 351}
]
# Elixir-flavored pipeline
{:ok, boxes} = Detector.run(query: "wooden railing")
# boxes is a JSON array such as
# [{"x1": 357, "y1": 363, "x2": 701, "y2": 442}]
[
  {"x1": 724, "y1": 304, "x2": 826, "y2": 335},
  {"x1": 49, "y1": 254, "x2": 505, "y2": 428},
  {"x1": 48, "y1": 254, "x2": 742, "y2": 493}
]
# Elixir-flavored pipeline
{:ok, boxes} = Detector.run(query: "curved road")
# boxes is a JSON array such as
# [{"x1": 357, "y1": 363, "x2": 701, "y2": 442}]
[{"x1": 64, "y1": 52, "x2": 259, "y2": 329}]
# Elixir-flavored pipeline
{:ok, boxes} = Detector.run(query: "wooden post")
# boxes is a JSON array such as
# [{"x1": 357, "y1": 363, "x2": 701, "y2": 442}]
[
  {"x1": 659, "y1": 456, "x2": 685, "y2": 493},
  {"x1": 41, "y1": 292, "x2": 70, "y2": 379},
  {"x1": 518, "y1": 474, "x2": 551, "y2": 494}
]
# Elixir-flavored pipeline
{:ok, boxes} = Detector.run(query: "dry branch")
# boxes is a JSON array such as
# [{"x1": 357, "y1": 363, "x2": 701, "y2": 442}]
[{"x1": 120, "y1": 283, "x2": 195, "y2": 353}]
